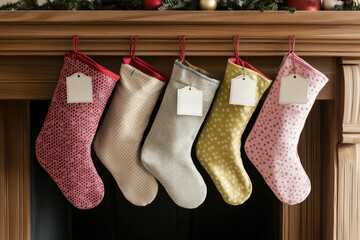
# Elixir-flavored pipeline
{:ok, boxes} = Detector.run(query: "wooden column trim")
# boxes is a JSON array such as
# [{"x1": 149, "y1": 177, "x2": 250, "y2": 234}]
[
  {"x1": 335, "y1": 58, "x2": 360, "y2": 240},
  {"x1": 340, "y1": 58, "x2": 360, "y2": 143},
  {"x1": 0, "y1": 100, "x2": 31, "y2": 240},
  {"x1": 336, "y1": 144, "x2": 360, "y2": 240}
]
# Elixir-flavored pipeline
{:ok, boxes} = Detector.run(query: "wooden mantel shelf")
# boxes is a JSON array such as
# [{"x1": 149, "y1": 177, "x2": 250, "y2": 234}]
[
  {"x1": 0, "y1": 11, "x2": 360, "y2": 56},
  {"x1": 1, "y1": 8, "x2": 360, "y2": 240},
  {"x1": 2, "y1": 11, "x2": 360, "y2": 240}
]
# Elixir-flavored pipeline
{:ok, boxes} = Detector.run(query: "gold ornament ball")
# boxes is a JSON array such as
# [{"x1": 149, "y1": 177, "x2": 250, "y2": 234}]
[{"x1": 200, "y1": 0, "x2": 217, "y2": 10}]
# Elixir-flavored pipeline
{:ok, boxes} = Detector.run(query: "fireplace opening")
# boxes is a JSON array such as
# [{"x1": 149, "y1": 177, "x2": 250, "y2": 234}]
[{"x1": 30, "y1": 98, "x2": 279, "y2": 239}]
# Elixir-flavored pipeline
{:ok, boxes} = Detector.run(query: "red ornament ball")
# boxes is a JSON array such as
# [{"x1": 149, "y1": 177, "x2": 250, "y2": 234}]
[
  {"x1": 285, "y1": 0, "x2": 321, "y2": 10},
  {"x1": 143, "y1": 0, "x2": 162, "y2": 9}
]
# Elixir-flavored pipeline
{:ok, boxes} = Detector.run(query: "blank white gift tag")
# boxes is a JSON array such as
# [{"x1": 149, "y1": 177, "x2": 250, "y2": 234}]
[
  {"x1": 177, "y1": 86, "x2": 203, "y2": 116},
  {"x1": 229, "y1": 75, "x2": 256, "y2": 106},
  {"x1": 279, "y1": 74, "x2": 308, "y2": 104},
  {"x1": 66, "y1": 73, "x2": 93, "y2": 103}
]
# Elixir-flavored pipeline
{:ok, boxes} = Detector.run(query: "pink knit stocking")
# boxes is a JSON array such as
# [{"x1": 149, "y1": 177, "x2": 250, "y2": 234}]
[{"x1": 245, "y1": 53, "x2": 328, "y2": 205}]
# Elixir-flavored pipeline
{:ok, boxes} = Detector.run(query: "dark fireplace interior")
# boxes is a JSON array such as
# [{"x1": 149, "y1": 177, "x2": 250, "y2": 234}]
[{"x1": 29, "y1": 83, "x2": 279, "y2": 240}]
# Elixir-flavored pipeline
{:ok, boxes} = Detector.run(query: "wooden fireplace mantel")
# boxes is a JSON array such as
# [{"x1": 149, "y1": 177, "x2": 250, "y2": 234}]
[
  {"x1": 1, "y1": 11, "x2": 360, "y2": 57},
  {"x1": 0, "y1": 11, "x2": 359, "y2": 240}
]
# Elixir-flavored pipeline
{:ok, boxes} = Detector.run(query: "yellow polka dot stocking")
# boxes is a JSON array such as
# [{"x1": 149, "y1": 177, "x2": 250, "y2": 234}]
[{"x1": 196, "y1": 59, "x2": 272, "y2": 205}]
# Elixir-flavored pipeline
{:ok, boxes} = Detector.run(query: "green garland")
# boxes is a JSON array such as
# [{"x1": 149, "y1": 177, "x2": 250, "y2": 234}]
[
  {"x1": 2, "y1": 0, "x2": 360, "y2": 11},
  {"x1": 0, "y1": 0, "x2": 294, "y2": 11},
  {"x1": 335, "y1": 0, "x2": 360, "y2": 10},
  {"x1": 0, "y1": 0, "x2": 143, "y2": 10},
  {"x1": 159, "y1": 0, "x2": 198, "y2": 9},
  {"x1": 159, "y1": 0, "x2": 295, "y2": 11}
]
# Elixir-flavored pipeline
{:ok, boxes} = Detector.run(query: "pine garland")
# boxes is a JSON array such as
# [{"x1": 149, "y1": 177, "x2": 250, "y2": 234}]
[
  {"x1": 159, "y1": 0, "x2": 198, "y2": 10},
  {"x1": 216, "y1": 0, "x2": 242, "y2": 10},
  {"x1": 160, "y1": 0, "x2": 294, "y2": 11},
  {"x1": 0, "y1": 0, "x2": 294, "y2": 11},
  {"x1": 0, "y1": 0, "x2": 143, "y2": 10},
  {"x1": 335, "y1": 0, "x2": 360, "y2": 9}
]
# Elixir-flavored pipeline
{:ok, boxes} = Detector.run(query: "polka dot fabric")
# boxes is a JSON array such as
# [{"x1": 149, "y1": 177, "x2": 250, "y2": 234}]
[
  {"x1": 35, "y1": 53, "x2": 119, "y2": 209},
  {"x1": 93, "y1": 62, "x2": 167, "y2": 206},
  {"x1": 196, "y1": 59, "x2": 272, "y2": 205},
  {"x1": 244, "y1": 53, "x2": 328, "y2": 205}
]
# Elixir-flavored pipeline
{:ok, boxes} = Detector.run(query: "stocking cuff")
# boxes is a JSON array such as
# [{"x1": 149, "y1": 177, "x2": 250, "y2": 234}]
[
  {"x1": 119, "y1": 63, "x2": 166, "y2": 94},
  {"x1": 123, "y1": 57, "x2": 168, "y2": 83},
  {"x1": 174, "y1": 60, "x2": 220, "y2": 85},
  {"x1": 65, "y1": 52, "x2": 120, "y2": 81},
  {"x1": 286, "y1": 53, "x2": 328, "y2": 85},
  {"x1": 229, "y1": 58, "x2": 271, "y2": 81}
]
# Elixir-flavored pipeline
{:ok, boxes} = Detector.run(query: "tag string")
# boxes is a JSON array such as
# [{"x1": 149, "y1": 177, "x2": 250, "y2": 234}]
[
  {"x1": 179, "y1": 35, "x2": 185, "y2": 62},
  {"x1": 73, "y1": 35, "x2": 79, "y2": 75},
  {"x1": 130, "y1": 35, "x2": 137, "y2": 59},
  {"x1": 289, "y1": 35, "x2": 296, "y2": 78},
  {"x1": 233, "y1": 35, "x2": 245, "y2": 77}
]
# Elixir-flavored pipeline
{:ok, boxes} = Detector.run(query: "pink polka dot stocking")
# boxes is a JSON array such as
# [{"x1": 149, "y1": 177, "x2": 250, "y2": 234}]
[
  {"x1": 35, "y1": 49, "x2": 119, "y2": 209},
  {"x1": 244, "y1": 53, "x2": 328, "y2": 205}
]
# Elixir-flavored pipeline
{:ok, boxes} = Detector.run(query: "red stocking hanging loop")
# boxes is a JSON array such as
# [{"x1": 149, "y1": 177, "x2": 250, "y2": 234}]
[
  {"x1": 288, "y1": 35, "x2": 296, "y2": 78},
  {"x1": 179, "y1": 35, "x2": 185, "y2": 62},
  {"x1": 130, "y1": 35, "x2": 137, "y2": 59},
  {"x1": 72, "y1": 35, "x2": 79, "y2": 74},
  {"x1": 233, "y1": 35, "x2": 245, "y2": 76},
  {"x1": 288, "y1": 35, "x2": 295, "y2": 53},
  {"x1": 73, "y1": 35, "x2": 79, "y2": 53},
  {"x1": 233, "y1": 35, "x2": 240, "y2": 60}
]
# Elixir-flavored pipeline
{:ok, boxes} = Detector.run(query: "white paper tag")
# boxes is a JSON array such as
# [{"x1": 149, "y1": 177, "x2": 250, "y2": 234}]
[
  {"x1": 229, "y1": 75, "x2": 256, "y2": 106},
  {"x1": 279, "y1": 74, "x2": 308, "y2": 104},
  {"x1": 177, "y1": 86, "x2": 203, "y2": 116},
  {"x1": 66, "y1": 73, "x2": 93, "y2": 103}
]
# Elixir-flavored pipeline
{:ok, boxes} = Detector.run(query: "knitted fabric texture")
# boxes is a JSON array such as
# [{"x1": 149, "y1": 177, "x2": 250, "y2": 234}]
[
  {"x1": 35, "y1": 54, "x2": 119, "y2": 209},
  {"x1": 141, "y1": 60, "x2": 220, "y2": 209},
  {"x1": 196, "y1": 59, "x2": 272, "y2": 205},
  {"x1": 245, "y1": 53, "x2": 328, "y2": 205},
  {"x1": 94, "y1": 62, "x2": 166, "y2": 206}
]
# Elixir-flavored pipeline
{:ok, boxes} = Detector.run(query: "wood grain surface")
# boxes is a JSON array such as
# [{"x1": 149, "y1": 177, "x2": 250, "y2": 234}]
[
  {"x1": 0, "y1": 11, "x2": 359, "y2": 57},
  {"x1": 0, "y1": 100, "x2": 30, "y2": 240},
  {"x1": 0, "y1": 11, "x2": 357, "y2": 240}
]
